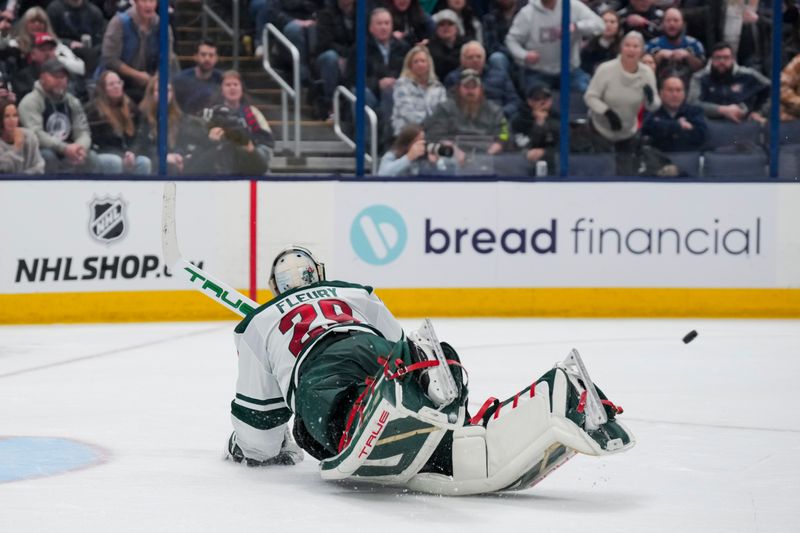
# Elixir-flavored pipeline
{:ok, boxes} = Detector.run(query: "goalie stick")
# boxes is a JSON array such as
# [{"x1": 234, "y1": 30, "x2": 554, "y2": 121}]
[{"x1": 161, "y1": 182, "x2": 258, "y2": 317}]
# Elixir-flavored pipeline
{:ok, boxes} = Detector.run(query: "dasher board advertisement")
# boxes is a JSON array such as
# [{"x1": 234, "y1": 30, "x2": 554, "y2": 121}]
[
  {"x1": 334, "y1": 182, "x2": 799, "y2": 289},
  {"x1": 0, "y1": 181, "x2": 249, "y2": 294}
]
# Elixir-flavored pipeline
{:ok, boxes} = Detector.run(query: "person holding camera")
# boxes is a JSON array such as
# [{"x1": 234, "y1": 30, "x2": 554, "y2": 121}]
[
  {"x1": 378, "y1": 123, "x2": 451, "y2": 176},
  {"x1": 202, "y1": 69, "x2": 273, "y2": 176}
]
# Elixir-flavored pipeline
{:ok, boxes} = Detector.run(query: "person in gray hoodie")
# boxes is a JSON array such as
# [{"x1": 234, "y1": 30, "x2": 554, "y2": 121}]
[
  {"x1": 505, "y1": 0, "x2": 604, "y2": 94},
  {"x1": 17, "y1": 58, "x2": 115, "y2": 173}
]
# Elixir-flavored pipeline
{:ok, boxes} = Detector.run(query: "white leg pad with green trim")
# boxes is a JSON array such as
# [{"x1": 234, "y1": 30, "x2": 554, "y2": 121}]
[
  {"x1": 407, "y1": 368, "x2": 634, "y2": 495},
  {"x1": 407, "y1": 381, "x2": 577, "y2": 495}
]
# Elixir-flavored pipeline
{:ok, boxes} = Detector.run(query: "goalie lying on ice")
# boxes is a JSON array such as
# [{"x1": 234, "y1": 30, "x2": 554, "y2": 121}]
[{"x1": 225, "y1": 246, "x2": 634, "y2": 495}]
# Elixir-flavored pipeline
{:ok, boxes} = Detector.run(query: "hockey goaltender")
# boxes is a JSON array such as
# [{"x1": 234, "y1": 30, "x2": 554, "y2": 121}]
[{"x1": 223, "y1": 247, "x2": 634, "y2": 495}]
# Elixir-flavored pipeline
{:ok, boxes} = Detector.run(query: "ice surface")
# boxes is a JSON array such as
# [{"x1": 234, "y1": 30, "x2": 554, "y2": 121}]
[{"x1": 1, "y1": 318, "x2": 798, "y2": 532}]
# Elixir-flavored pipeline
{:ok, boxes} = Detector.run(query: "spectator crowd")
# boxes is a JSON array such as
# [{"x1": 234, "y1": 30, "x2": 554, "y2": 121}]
[
  {"x1": 0, "y1": 0, "x2": 273, "y2": 175},
  {"x1": 1, "y1": 0, "x2": 799, "y2": 176}
]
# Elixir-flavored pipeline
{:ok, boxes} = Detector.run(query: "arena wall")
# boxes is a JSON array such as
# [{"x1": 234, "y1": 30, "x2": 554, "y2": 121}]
[{"x1": 1, "y1": 179, "x2": 798, "y2": 324}]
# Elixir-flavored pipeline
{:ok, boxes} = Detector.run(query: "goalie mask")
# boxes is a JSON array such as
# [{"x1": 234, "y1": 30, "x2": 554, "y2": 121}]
[{"x1": 269, "y1": 246, "x2": 326, "y2": 296}]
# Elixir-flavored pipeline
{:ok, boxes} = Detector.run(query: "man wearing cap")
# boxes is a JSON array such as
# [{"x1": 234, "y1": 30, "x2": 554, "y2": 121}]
[
  {"x1": 424, "y1": 68, "x2": 508, "y2": 161},
  {"x1": 444, "y1": 40, "x2": 522, "y2": 122},
  {"x1": 13, "y1": 33, "x2": 58, "y2": 99},
  {"x1": 505, "y1": 0, "x2": 604, "y2": 93},
  {"x1": 428, "y1": 9, "x2": 466, "y2": 81},
  {"x1": 511, "y1": 84, "x2": 560, "y2": 175},
  {"x1": 18, "y1": 58, "x2": 114, "y2": 174}
]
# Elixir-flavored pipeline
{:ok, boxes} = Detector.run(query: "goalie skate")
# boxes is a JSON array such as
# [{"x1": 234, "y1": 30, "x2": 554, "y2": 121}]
[
  {"x1": 406, "y1": 319, "x2": 460, "y2": 408},
  {"x1": 552, "y1": 349, "x2": 634, "y2": 455}
]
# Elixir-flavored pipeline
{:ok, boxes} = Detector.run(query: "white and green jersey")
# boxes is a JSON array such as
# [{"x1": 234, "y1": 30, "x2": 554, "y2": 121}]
[{"x1": 230, "y1": 281, "x2": 405, "y2": 462}]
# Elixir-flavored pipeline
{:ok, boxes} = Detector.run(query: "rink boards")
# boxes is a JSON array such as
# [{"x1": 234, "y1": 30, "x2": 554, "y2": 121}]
[{"x1": 1, "y1": 180, "x2": 798, "y2": 323}]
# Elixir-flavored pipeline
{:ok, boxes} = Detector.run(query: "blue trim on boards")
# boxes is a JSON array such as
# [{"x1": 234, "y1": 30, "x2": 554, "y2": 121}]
[{"x1": 0, "y1": 174, "x2": 796, "y2": 184}]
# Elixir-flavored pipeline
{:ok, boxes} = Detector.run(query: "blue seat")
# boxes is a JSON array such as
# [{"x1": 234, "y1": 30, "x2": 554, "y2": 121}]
[
  {"x1": 776, "y1": 120, "x2": 800, "y2": 145},
  {"x1": 705, "y1": 120, "x2": 763, "y2": 151},
  {"x1": 550, "y1": 91, "x2": 589, "y2": 119},
  {"x1": 665, "y1": 151, "x2": 701, "y2": 177},
  {"x1": 703, "y1": 151, "x2": 767, "y2": 179},
  {"x1": 568, "y1": 153, "x2": 616, "y2": 177},
  {"x1": 569, "y1": 91, "x2": 588, "y2": 118},
  {"x1": 778, "y1": 143, "x2": 800, "y2": 178}
]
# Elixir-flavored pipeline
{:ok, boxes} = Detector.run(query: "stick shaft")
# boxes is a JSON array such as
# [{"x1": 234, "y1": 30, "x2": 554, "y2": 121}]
[{"x1": 162, "y1": 182, "x2": 258, "y2": 317}]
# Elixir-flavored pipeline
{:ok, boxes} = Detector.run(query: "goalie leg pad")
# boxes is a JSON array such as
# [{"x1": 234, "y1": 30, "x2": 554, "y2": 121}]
[
  {"x1": 320, "y1": 366, "x2": 465, "y2": 485},
  {"x1": 407, "y1": 358, "x2": 635, "y2": 495},
  {"x1": 408, "y1": 380, "x2": 576, "y2": 495}
]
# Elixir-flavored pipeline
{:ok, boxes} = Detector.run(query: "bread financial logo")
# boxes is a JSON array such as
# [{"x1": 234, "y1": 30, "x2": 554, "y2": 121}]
[
  {"x1": 88, "y1": 196, "x2": 127, "y2": 244},
  {"x1": 350, "y1": 205, "x2": 407, "y2": 265}
]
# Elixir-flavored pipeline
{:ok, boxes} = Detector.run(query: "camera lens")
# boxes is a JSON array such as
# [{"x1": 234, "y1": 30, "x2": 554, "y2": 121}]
[
  {"x1": 437, "y1": 145, "x2": 454, "y2": 157},
  {"x1": 427, "y1": 143, "x2": 453, "y2": 157}
]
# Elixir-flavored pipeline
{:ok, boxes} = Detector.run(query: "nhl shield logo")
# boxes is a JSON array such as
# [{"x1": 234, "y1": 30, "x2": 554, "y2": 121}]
[{"x1": 88, "y1": 196, "x2": 128, "y2": 243}]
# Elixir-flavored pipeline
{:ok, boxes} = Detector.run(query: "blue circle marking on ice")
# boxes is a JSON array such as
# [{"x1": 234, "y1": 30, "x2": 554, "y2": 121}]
[
  {"x1": 350, "y1": 205, "x2": 407, "y2": 265},
  {"x1": 0, "y1": 436, "x2": 107, "y2": 483}
]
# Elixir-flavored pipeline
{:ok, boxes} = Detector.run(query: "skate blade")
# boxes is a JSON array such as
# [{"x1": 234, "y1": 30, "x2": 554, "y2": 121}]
[
  {"x1": 560, "y1": 349, "x2": 608, "y2": 431},
  {"x1": 415, "y1": 319, "x2": 459, "y2": 408}
]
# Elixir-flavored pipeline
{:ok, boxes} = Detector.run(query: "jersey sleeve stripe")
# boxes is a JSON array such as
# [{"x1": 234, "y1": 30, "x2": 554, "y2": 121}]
[
  {"x1": 235, "y1": 393, "x2": 285, "y2": 406},
  {"x1": 231, "y1": 402, "x2": 292, "y2": 430}
]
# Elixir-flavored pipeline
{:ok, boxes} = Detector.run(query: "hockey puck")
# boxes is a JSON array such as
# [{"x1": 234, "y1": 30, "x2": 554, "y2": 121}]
[{"x1": 682, "y1": 330, "x2": 698, "y2": 344}]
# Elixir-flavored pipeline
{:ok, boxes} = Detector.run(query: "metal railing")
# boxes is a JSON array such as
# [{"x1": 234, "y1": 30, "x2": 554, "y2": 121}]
[
  {"x1": 262, "y1": 24, "x2": 301, "y2": 157},
  {"x1": 201, "y1": 0, "x2": 240, "y2": 70},
  {"x1": 332, "y1": 86, "x2": 378, "y2": 175}
]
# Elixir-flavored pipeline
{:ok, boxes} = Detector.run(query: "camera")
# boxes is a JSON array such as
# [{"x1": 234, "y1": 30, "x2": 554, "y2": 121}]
[
  {"x1": 205, "y1": 105, "x2": 251, "y2": 146},
  {"x1": 426, "y1": 142, "x2": 454, "y2": 157}
]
